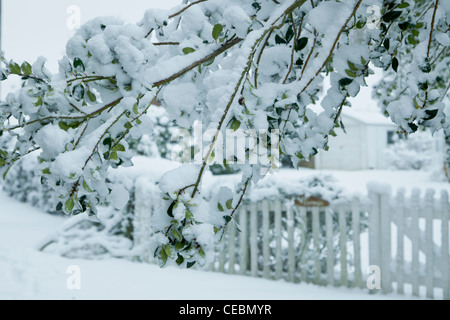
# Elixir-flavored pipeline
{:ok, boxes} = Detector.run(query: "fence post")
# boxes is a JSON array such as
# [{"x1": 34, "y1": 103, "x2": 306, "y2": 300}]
[{"x1": 441, "y1": 190, "x2": 449, "y2": 300}]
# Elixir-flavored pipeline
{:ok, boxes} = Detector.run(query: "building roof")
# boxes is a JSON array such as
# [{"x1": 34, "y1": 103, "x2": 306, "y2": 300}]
[{"x1": 341, "y1": 108, "x2": 397, "y2": 127}]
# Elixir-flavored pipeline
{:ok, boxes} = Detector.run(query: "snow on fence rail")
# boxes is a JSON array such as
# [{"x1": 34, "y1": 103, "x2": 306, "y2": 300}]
[{"x1": 133, "y1": 183, "x2": 450, "y2": 300}]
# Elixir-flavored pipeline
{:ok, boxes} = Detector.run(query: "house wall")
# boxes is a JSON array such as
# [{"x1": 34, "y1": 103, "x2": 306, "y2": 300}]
[
  {"x1": 315, "y1": 118, "x2": 364, "y2": 170},
  {"x1": 316, "y1": 119, "x2": 396, "y2": 171}
]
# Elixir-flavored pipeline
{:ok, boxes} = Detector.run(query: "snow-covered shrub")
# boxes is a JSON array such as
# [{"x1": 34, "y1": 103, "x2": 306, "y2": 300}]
[
  {"x1": 2, "y1": 153, "x2": 61, "y2": 214},
  {"x1": 384, "y1": 131, "x2": 438, "y2": 170},
  {"x1": 127, "y1": 105, "x2": 179, "y2": 159}
]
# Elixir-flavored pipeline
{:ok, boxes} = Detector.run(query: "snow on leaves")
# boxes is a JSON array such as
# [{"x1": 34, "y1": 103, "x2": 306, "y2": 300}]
[{"x1": 0, "y1": 0, "x2": 448, "y2": 267}]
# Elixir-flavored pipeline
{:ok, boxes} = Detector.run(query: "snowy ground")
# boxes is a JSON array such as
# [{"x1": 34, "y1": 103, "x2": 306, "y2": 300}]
[{"x1": 0, "y1": 187, "x2": 429, "y2": 300}]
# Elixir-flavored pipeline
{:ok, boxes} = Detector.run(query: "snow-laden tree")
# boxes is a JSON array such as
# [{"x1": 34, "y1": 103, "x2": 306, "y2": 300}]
[
  {"x1": 373, "y1": 0, "x2": 449, "y2": 180},
  {"x1": 0, "y1": 0, "x2": 448, "y2": 268}
]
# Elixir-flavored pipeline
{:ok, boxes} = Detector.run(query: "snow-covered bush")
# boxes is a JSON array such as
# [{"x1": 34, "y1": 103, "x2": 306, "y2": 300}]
[
  {"x1": 2, "y1": 154, "x2": 61, "y2": 214},
  {"x1": 1, "y1": 0, "x2": 448, "y2": 268},
  {"x1": 384, "y1": 130, "x2": 438, "y2": 170}
]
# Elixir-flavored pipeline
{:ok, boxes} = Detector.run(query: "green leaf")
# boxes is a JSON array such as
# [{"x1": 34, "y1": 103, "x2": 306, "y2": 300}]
[
  {"x1": 87, "y1": 90, "x2": 97, "y2": 102},
  {"x1": 398, "y1": 2, "x2": 410, "y2": 8},
  {"x1": 109, "y1": 151, "x2": 118, "y2": 160},
  {"x1": 73, "y1": 57, "x2": 85, "y2": 73},
  {"x1": 167, "y1": 201, "x2": 176, "y2": 218},
  {"x1": 2, "y1": 167, "x2": 11, "y2": 180},
  {"x1": 347, "y1": 61, "x2": 358, "y2": 71},
  {"x1": 182, "y1": 47, "x2": 196, "y2": 55},
  {"x1": 0, "y1": 69, "x2": 7, "y2": 81},
  {"x1": 285, "y1": 25, "x2": 294, "y2": 43},
  {"x1": 212, "y1": 24, "x2": 223, "y2": 41},
  {"x1": 345, "y1": 69, "x2": 357, "y2": 78},
  {"x1": 382, "y1": 10, "x2": 402, "y2": 23},
  {"x1": 172, "y1": 228, "x2": 182, "y2": 241},
  {"x1": 338, "y1": 77, "x2": 353, "y2": 86},
  {"x1": 223, "y1": 215, "x2": 232, "y2": 224},
  {"x1": 408, "y1": 123, "x2": 418, "y2": 132},
  {"x1": 230, "y1": 119, "x2": 241, "y2": 131},
  {"x1": 295, "y1": 37, "x2": 308, "y2": 51},
  {"x1": 103, "y1": 137, "x2": 113, "y2": 146},
  {"x1": 42, "y1": 168, "x2": 51, "y2": 175},
  {"x1": 398, "y1": 21, "x2": 409, "y2": 31},
  {"x1": 72, "y1": 84, "x2": 85, "y2": 101},
  {"x1": 356, "y1": 20, "x2": 366, "y2": 29},
  {"x1": 424, "y1": 109, "x2": 438, "y2": 121},
  {"x1": 65, "y1": 198, "x2": 75, "y2": 213},
  {"x1": 176, "y1": 254, "x2": 184, "y2": 265},
  {"x1": 252, "y1": 2, "x2": 261, "y2": 11},
  {"x1": 133, "y1": 103, "x2": 139, "y2": 115},
  {"x1": 21, "y1": 62, "x2": 32, "y2": 75},
  {"x1": 392, "y1": 57, "x2": 399, "y2": 72},
  {"x1": 187, "y1": 261, "x2": 196, "y2": 269},
  {"x1": 159, "y1": 248, "x2": 168, "y2": 267},
  {"x1": 217, "y1": 202, "x2": 224, "y2": 212},
  {"x1": 0, "y1": 159, "x2": 5, "y2": 166},
  {"x1": 9, "y1": 62, "x2": 21, "y2": 75},
  {"x1": 116, "y1": 144, "x2": 126, "y2": 152},
  {"x1": 383, "y1": 38, "x2": 390, "y2": 51},
  {"x1": 34, "y1": 97, "x2": 43, "y2": 107},
  {"x1": 164, "y1": 244, "x2": 172, "y2": 257},
  {"x1": 83, "y1": 179, "x2": 93, "y2": 193},
  {"x1": 275, "y1": 35, "x2": 287, "y2": 45},
  {"x1": 226, "y1": 199, "x2": 233, "y2": 210},
  {"x1": 124, "y1": 122, "x2": 133, "y2": 130},
  {"x1": 59, "y1": 121, "x2": 70, "y2": 132}
]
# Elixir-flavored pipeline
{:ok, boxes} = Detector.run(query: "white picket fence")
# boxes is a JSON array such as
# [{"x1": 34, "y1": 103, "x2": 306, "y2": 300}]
[{"x1": 133, "y1": 181, "x2": 450, "y2": 300}]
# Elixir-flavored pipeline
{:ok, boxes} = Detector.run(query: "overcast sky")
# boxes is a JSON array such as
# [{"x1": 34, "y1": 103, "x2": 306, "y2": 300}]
[{"x1": 1, "y1": 0, "x2": 181, "y2": 96}]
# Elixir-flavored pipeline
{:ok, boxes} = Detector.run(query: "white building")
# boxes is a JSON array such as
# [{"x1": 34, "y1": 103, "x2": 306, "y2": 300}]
[{"x1": 314, "y1": 108, "x2": 398, "y2": 170}]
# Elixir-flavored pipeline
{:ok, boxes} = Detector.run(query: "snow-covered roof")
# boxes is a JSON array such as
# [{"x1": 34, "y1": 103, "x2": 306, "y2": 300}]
[{"x1": 341, "y1": 108, "x2": 397, "y2": 127}]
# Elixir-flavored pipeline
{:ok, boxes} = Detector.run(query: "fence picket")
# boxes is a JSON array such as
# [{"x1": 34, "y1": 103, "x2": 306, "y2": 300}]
[
  {"x1": 338, "y1": 205, "x2": 348, "y2": 286},
  {"x1": 325, "y1": 208, "x2": 334, "y2": 286},
  {"x1": 287, "y1": 204, "x2": 296, "y2": 282},
  {"x1": 239, "y1": 205, "x2": 248, "y2": 275},
  {"x1": 395, "y1": 188, "x2": 406, "y2": 295},
  {"x1": 411, "y1": 188, "x2": 421, "y2": 297},
  {"x1": 262, "y1": 200, "x2": 271, "y2": 279},
  {"x1": 380, "y1": 191, "x2": 392, "y2": 294},
  {"x1": 441, "y1": 191, "x2": 449, "y2": 300},
  {"x1": 274, "y1": 200, "x2": 283, "y2": 280},
  {"x1": 299, "y1": 206, "x2": 308, "y2": 283},
  {"x1": 425, "y1": 189, "x2": 435, "y2": 299},
  {"x1": 312, "y1": 207, "x2": 321, "y2": 284},
  {"x1": 250, "y1": 202, "x2": 258, "y2": 278},
  {"x1": 228, "y1": 220, "x2": 236, "y2": 275},
  {"x1": 351, "y1": 197, "x2": 362, "y2": 288}
]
